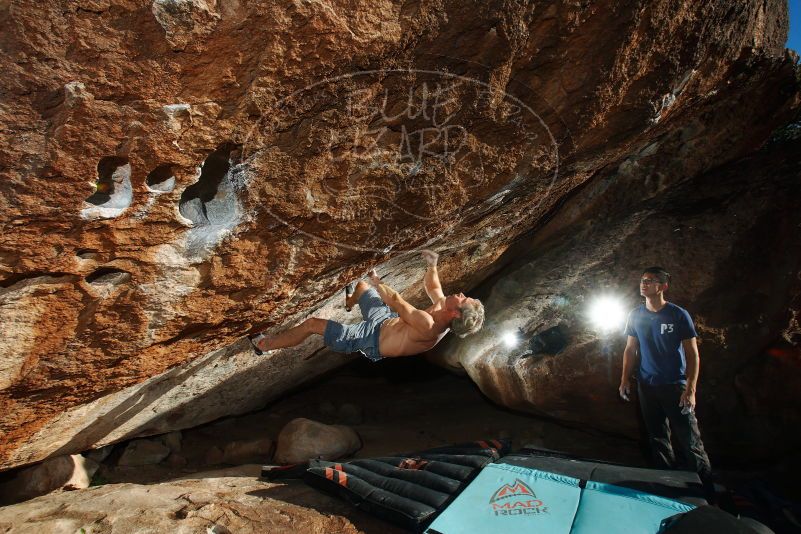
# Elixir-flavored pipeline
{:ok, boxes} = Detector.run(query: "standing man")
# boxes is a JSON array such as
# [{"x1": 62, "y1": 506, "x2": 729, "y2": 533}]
[
  {"x1": 249, "y1": 250, "x2": 484, "y2": 361},
  {"x1": 619, "y1": 267, "x2": 713, "y2": 496}
]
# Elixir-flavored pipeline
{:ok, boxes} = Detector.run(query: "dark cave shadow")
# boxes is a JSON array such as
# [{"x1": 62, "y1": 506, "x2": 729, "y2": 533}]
[
  {"x1": 51, "y1": 338, "x2": 358, "y2": 459},
  {"x1": 107, "y1": 344, "x2": 453, "y2": 450},
  {"x1": 51, "y1": 332, "x2": 646, "y2": 477}
]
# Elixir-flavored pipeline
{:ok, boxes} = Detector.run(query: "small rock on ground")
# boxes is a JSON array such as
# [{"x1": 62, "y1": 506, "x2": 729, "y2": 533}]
[{"x1": 275, "y1": 418, "x2": 361, "y2": 465}]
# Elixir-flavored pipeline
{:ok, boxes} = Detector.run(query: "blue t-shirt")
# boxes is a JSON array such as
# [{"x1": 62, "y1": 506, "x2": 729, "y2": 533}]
[{"x1": 624, "y1": 302, "x2": 698, "y2": 385}]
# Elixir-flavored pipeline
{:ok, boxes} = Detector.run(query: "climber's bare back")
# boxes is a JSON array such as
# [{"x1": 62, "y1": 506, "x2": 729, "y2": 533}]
[{"x1": 378, "y1": 300, "x2": 449, "y2": 357}]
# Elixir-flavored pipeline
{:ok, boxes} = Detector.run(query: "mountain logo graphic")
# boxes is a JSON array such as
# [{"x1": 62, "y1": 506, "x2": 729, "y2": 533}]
[
  {"x1": 489, "y1": 479, "x2": 536, "y2": 503},
  {"x1": 488, "y1": 478, "x2": 548, "y2": 516}
]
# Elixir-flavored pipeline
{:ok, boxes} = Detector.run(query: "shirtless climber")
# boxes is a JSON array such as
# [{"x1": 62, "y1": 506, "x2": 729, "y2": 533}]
[{"x1": 248, "y1": 250, "x2": 485, "y2": 361}]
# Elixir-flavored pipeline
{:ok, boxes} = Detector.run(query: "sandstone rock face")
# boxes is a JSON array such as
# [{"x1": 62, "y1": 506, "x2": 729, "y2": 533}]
[
  {"x1": 0, "y1": 0, "x2": 797, "y2": 471},
  {"x1": 0, "y1": 472, "x2": 366, "y2": 534},
  {"x1": 163, "y1": 430, "x2": 183, "y2": 453},
  {"x1": 204, "y1": 445, "x2": 224, "y2": 465},
  {"x1": 0, "y1": 454, "x2": 98, "y2": 505},
  {"x1": 151, "y1": 0, "x2": 221, "y2": 51},
  {"x1": 84, "y1": 444, "x2": 114, "y2": 464},
  {"x1": 117, "y1": 437, "x2": 171, "y2": 466},
  {"x1": 222, "y1": 438, "x2": 273, "y2": 465},
  {"x1": 274, "y1": 418, "x2": 361, "y2": 464},
  {"x1": 430, "y1": 131, "x2": 801, "y2": 462}
]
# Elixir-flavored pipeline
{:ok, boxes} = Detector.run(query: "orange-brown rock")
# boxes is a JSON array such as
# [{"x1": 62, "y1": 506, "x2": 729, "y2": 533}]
[{"x1": 0, "y1": 0, "x2": 798, "y2": 471}]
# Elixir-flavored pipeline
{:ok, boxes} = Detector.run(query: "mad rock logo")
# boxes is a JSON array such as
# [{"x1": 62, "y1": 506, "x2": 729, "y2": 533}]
[{"x1": 489, "y1": 479, "x2": 548, "y2": 516}]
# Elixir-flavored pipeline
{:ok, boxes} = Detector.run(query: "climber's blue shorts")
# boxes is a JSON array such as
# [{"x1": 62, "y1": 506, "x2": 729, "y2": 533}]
[{"x1": 323, "y1": 288, "x2": 399, "y2": 362}]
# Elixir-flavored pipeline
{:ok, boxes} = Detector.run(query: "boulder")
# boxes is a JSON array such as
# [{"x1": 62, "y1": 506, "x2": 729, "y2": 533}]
[
  {"x1": 274, "y1": 418, "x2": 361, "y2": 465},
  {"x1": 84, "y1": 444, "x2": 115, "y2": 464},
  {"x1": 165, "y1": 452, "x2": 187, "y2": 467},
  {"x1": 204, "y1": 446, "x2": 224, "y2": 466},
  {"x1": 162, "y1": 431, "x2": 182, "y2": 453},
  {"x1": 0, "y1": 454, "x2": 98, "y2": 505},
  {"x1": 222, "y1": 438, "x2": 273, "y2": 465},
  {"x1": 117, "y1": 439, "x2": 171, "y2": 467},
  {"x1": 0, "y1": 0, "x2": 798, "y2": 473}
]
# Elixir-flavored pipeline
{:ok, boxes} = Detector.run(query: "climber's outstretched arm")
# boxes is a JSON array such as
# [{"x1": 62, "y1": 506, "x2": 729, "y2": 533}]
[
  {"x1": 421, "y1": 250, "x2": 445, "y2": 304},
  {"x1": 368, "y1": 270, "x2": 435, "y2": 334}
]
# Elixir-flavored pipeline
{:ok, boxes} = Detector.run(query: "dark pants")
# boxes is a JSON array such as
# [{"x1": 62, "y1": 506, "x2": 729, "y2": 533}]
[{"x1": 637, "y1": 382, "x2": 712, "y2": 479}]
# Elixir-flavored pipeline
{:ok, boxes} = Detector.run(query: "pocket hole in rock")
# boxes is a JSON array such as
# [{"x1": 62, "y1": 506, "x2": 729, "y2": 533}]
[
  {"x1": 146, "y1": 164, "x2": 176, "y2": 193},
  {"x1": 85, "y1": 267, "x2": 132, "y2": 286},
  {"x1": 82, "y1": 157, "x2": 132, "y2": 219},
  {"x1": 178, "y1": 143, "x2": 241, "y2": 226},
  {"x1": 76, "y1": 249, "x2": 99, "y2": 260}
]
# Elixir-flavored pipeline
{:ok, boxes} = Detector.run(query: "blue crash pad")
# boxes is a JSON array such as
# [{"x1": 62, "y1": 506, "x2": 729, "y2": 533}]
[{"x1": 426, "y1": 463, "x2": 695, "y2": 534}]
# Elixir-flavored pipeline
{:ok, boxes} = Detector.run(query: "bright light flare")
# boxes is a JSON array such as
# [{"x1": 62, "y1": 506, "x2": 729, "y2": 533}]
[
  {"x1": 502, "y1": 330, "x2": 519, "y2": 348},
  {"x1": 588, "y1": 295, "x2": 626, "y2": 334}
]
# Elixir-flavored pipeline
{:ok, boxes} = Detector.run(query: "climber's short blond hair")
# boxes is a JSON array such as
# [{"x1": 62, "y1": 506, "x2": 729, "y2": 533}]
[{"x1": 451, "y1": 298, "x2": 485, "y2": 338}]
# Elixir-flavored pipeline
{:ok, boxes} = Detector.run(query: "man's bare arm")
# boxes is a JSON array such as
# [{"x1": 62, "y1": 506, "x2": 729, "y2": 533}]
[
  {"x1": 619, "y1": 335, "x2": 639, "y2": 400},
  {"x1": 682, "y1": 338, "x2": 700, "y2": 391},
  {"x1": 369, "y1": 271, "x2": 435, "y2": 333},
  {"x1": 680, "y1": 337, "x2": 700, "y2": 410},
  {"x1": 421, "y1": 250, "x2": 445, "y2": 304}
]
